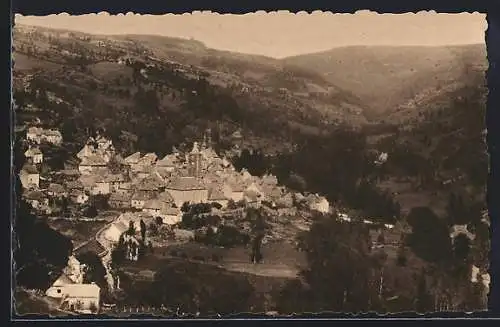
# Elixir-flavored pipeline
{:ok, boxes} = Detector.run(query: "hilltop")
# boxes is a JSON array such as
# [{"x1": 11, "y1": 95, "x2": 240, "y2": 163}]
[
  {"x1": 12, "y1": 24, "x2": 369, "y2": 157},
  {"x1": 284, "y1": 44, "x2": 487, "y2": 120}
]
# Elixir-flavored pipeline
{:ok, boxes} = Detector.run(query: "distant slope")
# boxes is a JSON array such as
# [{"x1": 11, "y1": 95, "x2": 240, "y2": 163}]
[
  {"x1": 12, "y1": 24, "x2": 375, "y2": 158},
  {"x1": 283, "y1": 44, "x2": 487, "y2": 120}
]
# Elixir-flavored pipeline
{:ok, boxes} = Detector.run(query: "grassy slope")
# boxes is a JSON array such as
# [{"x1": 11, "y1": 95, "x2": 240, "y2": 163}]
[{"x1": 284, "y1": 44, "x2": 487, "y2": 119}]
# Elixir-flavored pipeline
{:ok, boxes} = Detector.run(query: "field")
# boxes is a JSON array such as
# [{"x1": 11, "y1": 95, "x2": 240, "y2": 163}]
[{"x1": 46, "y1": 219, "x2": 108, "y2": 248}]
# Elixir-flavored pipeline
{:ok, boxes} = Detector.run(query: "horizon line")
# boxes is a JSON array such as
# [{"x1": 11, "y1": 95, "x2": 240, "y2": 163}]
[{"x1": 13, "y1": 22, "x2": 486, "y2": 60}]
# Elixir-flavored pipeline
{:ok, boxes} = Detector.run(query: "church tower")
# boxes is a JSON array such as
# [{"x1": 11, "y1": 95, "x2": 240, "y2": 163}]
[{"x1": 188, "y1": 142, "x2": 202, "y2": 178}]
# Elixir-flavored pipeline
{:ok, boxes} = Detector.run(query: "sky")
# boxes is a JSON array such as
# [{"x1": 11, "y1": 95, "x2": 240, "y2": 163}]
[{"x1": 15, "y1": 11, "x2": 486, "y2": 59}]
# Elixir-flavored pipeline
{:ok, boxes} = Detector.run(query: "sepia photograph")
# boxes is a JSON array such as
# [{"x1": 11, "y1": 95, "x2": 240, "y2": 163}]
[{"x1": 11, "y1": 10, "x2": 489, "y2": 317}]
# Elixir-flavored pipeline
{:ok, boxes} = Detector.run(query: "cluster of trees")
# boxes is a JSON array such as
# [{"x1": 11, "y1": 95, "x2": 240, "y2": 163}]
[{"x1": 276, "y1": 211, "x2": 487, "y2": 314}]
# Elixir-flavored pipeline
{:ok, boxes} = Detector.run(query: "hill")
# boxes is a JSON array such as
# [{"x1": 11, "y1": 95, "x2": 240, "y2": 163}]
[
  {"x1": 283, "y1": 44, "x2": 487, "y2": 120},
  {"x1": 12, "y1": 24, "x2": 369, "y2": 158}
]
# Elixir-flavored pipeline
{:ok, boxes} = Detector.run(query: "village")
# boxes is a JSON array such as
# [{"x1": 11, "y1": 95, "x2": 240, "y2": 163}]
[
  {"x1": 18, "y1": 123, "x2": 491, "y2": 315},
  {"x1": 19, "y1": 125, "x2": 351, "y2": 314}
]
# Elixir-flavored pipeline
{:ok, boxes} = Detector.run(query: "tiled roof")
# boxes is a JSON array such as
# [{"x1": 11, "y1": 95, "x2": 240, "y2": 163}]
[
  {"x1": 66, "y1": 180, "x2": 84, "y2": 190},
  {"x1": 109, "y1": 192, "x2": 132, "y2": 202},
  {"x1": 27, "y1": 127, "x2": 43, "y2": 135},
  {"x1": 209, "y1": 187, "x2": 227, "y2": 201},
  {"x1": 52, "y1": 273, "x2": 75, "y2": 287},
  {"x1": 48, "y1": 183, "x2": 66, "y2": 194},
  {"x1": 24, "y1": 147, "x2": 42, "y2": 156},
  {"x1": 156, "y1": 155, "x2": 177, "y2": 167},
  {"x1": 104, "y1": 174, "x2": 127, "y2": 183},
  {"x1": 158, "y1": 191, "x2": 174, "y2": 203},
  {"x1": 44, "y1": 129, "x2": 62, "y2": 137},
  {"x1": 144, "y1": 199, "x2": 164, "y2": 210},
  {"x1": 24, "y1": 190, "x2": 45, "y2": 201},
  {"x1": 74, "y1": 239, "x2": 106, "y2": 257},
  {"x1": 161, "y1": 206, "x2": 180, "y2": 216},
  {"x1": 138, "y1": 153, "x2": 158, "y2": 165},
  {"x1": 227, "y1": 182, "x2": 245, "y2": 193},
  {"x1": 119, "y1": 182, "x2": 132, "y2": 190},
  {"x1": 79, "y1": 175, "x2": 100, "y2": 188},
  {"x1": 244, "y1": 189, "x2": 261, "y2": 202},
  {"x1": 80, "y1": 155, "x2": 107, "y2": 166},
  {"x1": 124, "y1": 152, "x2": 141, "y2": 164},
  {"x1": 21, "y1": 163, "x2": 39, "y2": 174},
  {"x1": 166, "y1": 176, "x2": 206, "y2": 191},
  {"x1": 131, "y1": 191, "x2": 152, "y2": 201}
]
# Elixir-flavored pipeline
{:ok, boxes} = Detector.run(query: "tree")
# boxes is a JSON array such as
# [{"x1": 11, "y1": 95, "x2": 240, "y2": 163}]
[
  {"x1": 279, "y1": 216, "x2": 377, "y2": 313},
  {"x1": 140, "y1": 219, "x2": 146, "y2": 241},
  {"x1": 415, "y1": 272, "x2": 433, "y2": 313},
  {"x1": 452, "y1": 234, "x2": 471, "y2": 264},
  {"x1": 127, "y1": 221, "x2": 136, "y2": 236},
  {"x1": 406, "y1": 207, "x2": 452, "y2": 264},
  {"x1": 155, "y1": 216, "x2": 163, "y2": 226},
  {"x1": 76, "y1": 251, "x2": 107, "y2": 290},
  {"x1": 149, "y1": 222, "x2": 158, "y2": 236}
]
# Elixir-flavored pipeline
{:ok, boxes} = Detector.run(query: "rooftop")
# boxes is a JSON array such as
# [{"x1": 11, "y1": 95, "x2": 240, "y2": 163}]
[
  {"x1": 80, "y1": 155, "x2": 107, "y2": 166},
  {"x1": 109, "y1": 192, "x2": 132, "y2": 202},
  {"x1": 124, "y1": 152, "x2": 141, "y2": 164},
  {"x1": 21, "y1": 163, "x2": 39, "y2": 175},
  {"x1": 166, "y1": 176, "x2": 206, "y2": 191}
]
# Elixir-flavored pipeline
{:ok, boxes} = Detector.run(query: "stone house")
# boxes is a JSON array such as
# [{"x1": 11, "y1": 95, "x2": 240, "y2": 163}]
[
  {"x1": 70, "y1": 190, "x2": 90, "y2": 205},
  {"x1": 24, "y1": 189, "x2": 49, "y2": 209},
  {"x1": 156, "y1": 154, "x2": 177, "y2": 172},
  {"x1": 109, "y1": 192, "x2": 132, "y2": 209},
  {"x1": 19, "y1": 164, "x2": 40, "y2": 189},
  {"x1": 47, "y1": 183, "x2": 68, "y2": 198},
  {"x1": 160, "y1": 206, "x2": 182, "y2": 225},
  {"x1": 131, "y1": 191, "x2": 151, "y2": 209},
  {"x1": 208, "y1": 187, "x2": 229, "y2": 208},
  {"x1": 165, "y1": 176, "x2": 209, "y2": 207},
  {"x1": 78, "y1": 155, "x2": 107, "y2": 175},
  {"x1": 24, "y1": 146, "x2": 43, "y2": 164},
  {"x1": 222, "y1": 182, "x2": 245, "y2": 202},
  {"x1": 142, "y1": 199, "x2": 164, "y2": 216}
]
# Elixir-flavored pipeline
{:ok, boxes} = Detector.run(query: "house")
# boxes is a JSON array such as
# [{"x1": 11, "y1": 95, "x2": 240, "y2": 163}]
[
  {"x1": 244, "y1": 190, "x2": 262, "y2": 208},
  {"x1": 156, "y1": 154, "x2": 177, "y2": 172},
  {"x1": 105, "y1": 174, "x2": 127, "y2": 193},
  {"x1": 66, "y1": 180, "x2": 84, "y2": 192},
  {"x1": 70, "y1": 190, "x2": 90, "y2": 205},
  {"x1": 160, "y1": 206, "x2": 182, "y2": 225},
  {"x1": 222, "y1": 182, "x2": 245, "y2": 202},
  {"x1": 19, "y1": 164, "x2": 40, "y2": 189},
  {"x1": 45, "y1": 273, "x2": 77, "y2": 298},
  {"x1": 450, "y1": 224, "x2": 476, "y2": 242},
  {"x1": 47, "y1": 183, "x2": 68, "y2": 198},
  {"x1": 63, "y1": 256, "x2": 85, "y2": 284},
  {"x1": 24, "y1": 146, "x2": 43, "y2": 164},
  {"x1": 109, "y1": 192, "x2": 132, "y2": 209},
  {"x1": 208, "y1": 187, "x2": 229, "y2": 208},
  {"x1": 24, "y1": 189, "x2": 49, "y2": 209},
  {"x1": 165, "y1": 176, "x2": 209, "y2": 207},
  {"x1": 104, "y1": 221, "x2": 129, "y2": 243},
  {"x1": 26, "y1": 126, "x2": 43, "y2": 143},
  {"x1": 59, "y1": 283, "x2": 101, "y2": 313},
  {"x1": 117, "y1": 182, "x2": 133, "y2": 195},
  {"x1": 143, "y1": 199, "x2": 164, "y2": 216},
  {"x1": 78, "y1": 155, "x2": 107, "y2": 175},
  {"x1": 92, "y1": 176, "x2": 111, "y2": 195},
  {"x1": 157, "y1": 190, "x2": 175, "y2": 206},
  {"x1": 77, "y1": 144, "x2": 95, "y2": 160},
  {"x1": 137, "y1": 153, "x2": 158, "y2": 167},
  {"x1": 124, "y1": 152, "x2": 141, "y2": 166},
  {"x1": 309, "y1": 196, "x2": 330, "y2": 214},
  {"x1": 131, "y1": 191, "x2": 151, "y2": 209},
  {"x1": 74, "y1": 239, "x2": 107, "y2": 258},
  {"x1": 43, "y1": 129, "x2": 63, "y2": 145}
]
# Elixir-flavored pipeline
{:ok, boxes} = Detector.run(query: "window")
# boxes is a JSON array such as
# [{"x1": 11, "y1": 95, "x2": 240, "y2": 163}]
[{"x1": 57, "y1": 289, "x2": 62, "y2": 294}]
